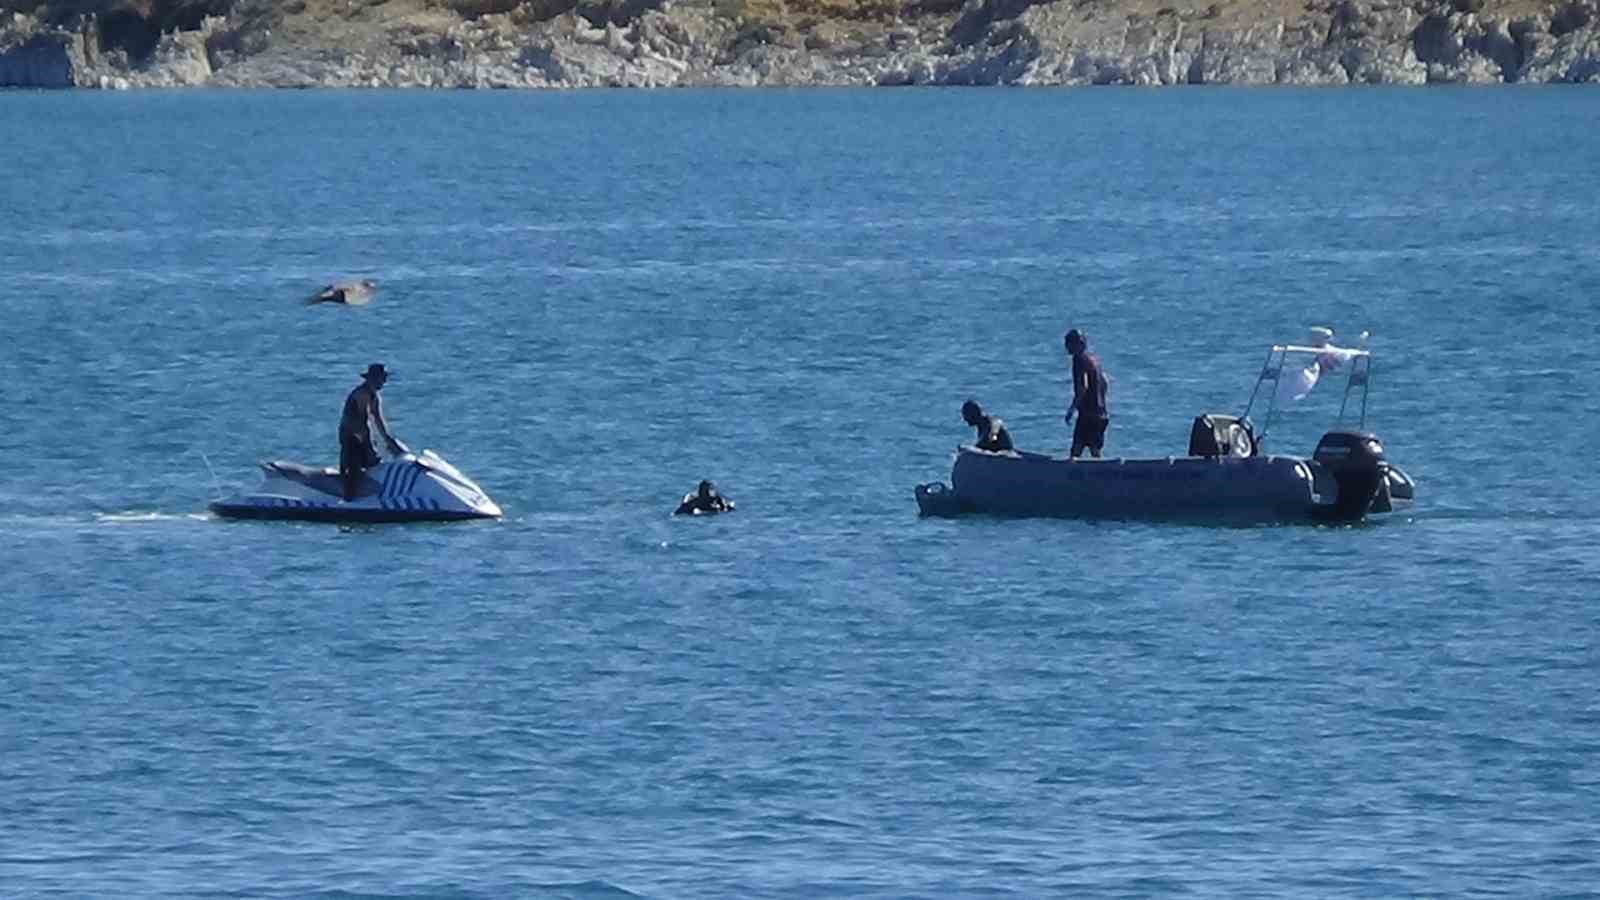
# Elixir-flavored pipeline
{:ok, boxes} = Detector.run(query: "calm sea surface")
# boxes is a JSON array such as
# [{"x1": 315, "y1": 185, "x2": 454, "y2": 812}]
[{"x1": 2, "y1": 87, "x2": 1599, "y2": 897}]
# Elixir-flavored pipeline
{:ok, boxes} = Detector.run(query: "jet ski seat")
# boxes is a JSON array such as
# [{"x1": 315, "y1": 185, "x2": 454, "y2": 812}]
[
  {"x1": 263, "y1": 460, "x2": 336, "y2": 479},
  {"x1": 261, "y1": 460, "x2": 369, "y2": 498}
]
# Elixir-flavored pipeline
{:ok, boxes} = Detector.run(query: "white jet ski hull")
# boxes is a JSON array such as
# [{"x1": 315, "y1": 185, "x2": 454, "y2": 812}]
[{"x1": 211, "y1": 450, "x2": 501, "y2": 523}]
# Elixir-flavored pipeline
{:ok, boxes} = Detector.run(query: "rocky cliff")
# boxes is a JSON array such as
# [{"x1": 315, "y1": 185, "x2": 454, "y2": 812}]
[{"x1": 3, "y1": 0, "x2": 1598, "y2": 88}]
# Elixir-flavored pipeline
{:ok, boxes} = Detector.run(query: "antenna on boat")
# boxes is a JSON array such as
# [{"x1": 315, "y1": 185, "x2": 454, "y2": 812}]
[{"x1": 195, "y1": 449, "x2": 224, "y2": 500}]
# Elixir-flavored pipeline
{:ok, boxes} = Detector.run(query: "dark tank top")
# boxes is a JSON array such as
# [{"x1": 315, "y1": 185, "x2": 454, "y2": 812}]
[
  {"x1": 341, "y1": 385, "x2": 374, "y2": 441},
  {"x1": 1073, "y1": 352, "x2": 1109, "y2": 420}
]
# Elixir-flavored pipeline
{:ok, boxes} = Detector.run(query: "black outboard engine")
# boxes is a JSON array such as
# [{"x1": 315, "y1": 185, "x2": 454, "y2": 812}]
[
  {"x1": 1312, "y1": 431, "x2": 1390, "y2": 521},
  {"x1": 1189, "y1": 414, "x2": 1256, "y2": 458}
]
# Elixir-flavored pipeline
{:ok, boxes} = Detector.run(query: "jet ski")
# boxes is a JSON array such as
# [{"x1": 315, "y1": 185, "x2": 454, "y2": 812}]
[
  {"x1": 915, "y1": 333, "x2": 1416, "y2": 524},
  {"x1": 210, "y1": 450, "x2": 501, "y2": 523}
]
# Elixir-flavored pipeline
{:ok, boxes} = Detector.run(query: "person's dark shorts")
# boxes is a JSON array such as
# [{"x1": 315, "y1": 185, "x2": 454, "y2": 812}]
[
  {"x1": 339, "y1": 433, "x2": 380, "y2": 497},
  {"x1": 340, "y1": 433, "x2": 379, "y2": 473},
  {"x1": 1073, "y1": 415, "x2": 1109, "y2": 451}
]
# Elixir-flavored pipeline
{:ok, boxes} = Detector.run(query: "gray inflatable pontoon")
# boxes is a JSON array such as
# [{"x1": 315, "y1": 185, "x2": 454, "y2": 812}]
[{"x1": 916, "y1": 438, "x2": 1414, "y2": 523}]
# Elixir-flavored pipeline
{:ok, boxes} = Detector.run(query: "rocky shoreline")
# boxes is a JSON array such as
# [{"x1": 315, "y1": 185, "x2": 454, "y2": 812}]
[{"x1": 2, "y1": 0, "x2": 1598, "y2": 89}]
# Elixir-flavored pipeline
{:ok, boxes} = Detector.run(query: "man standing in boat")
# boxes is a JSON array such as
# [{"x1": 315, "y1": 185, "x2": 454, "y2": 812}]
[
  {"x1": 1064, "y1": 329, "x2": 1109, "y2": 458},
  {"x1": 962, "y1": 400, "x2": 1015, "y2": 452},
  {"x1": 339, "y1": 363, "x2": 407, "y2": 501}
]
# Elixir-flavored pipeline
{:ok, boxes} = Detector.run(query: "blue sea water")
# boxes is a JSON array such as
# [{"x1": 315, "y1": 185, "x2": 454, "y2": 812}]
[{"x1": 1, "y1": 86, "x2": 1599, "y2": 897}]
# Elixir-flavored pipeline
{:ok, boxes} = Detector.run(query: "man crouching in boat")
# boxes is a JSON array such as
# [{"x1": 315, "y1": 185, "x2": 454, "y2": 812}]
[
  {"x1": 339, "y1": 363, "x2": 408, "y2": 501},
  {"x1": 962, "y1": 400, "x2": 1014, "y2": 452}
]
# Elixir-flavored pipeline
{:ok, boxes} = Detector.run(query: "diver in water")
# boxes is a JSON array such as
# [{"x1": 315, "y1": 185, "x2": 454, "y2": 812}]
[
  {"x1": 961, "y1": 399, "x2": 1014, "y2": 452},
  {"x1": 675, "y1": 480, "x2": 735, "y2": 516},
  {"x1": 339, "y1": 363, "x2": 407, "y2": 501}
]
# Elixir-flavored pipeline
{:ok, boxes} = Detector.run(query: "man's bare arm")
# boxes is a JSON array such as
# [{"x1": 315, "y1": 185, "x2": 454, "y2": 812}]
[
  {"x1": 370, "y1": 392, "x2": 406, "y2": 455},
  {"x1": 1066, "y1": 362, "x2": 1084, "y2": 422}
]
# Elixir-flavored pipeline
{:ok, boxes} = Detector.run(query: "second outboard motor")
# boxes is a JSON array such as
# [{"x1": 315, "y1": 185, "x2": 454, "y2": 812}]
[{"x1": 1312, "y1": 431, "x2": 1389, "y2": 521}]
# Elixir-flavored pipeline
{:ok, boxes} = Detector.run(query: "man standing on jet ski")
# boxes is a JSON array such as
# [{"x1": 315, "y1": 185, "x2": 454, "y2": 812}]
[{"x1": 340, "y1": 363, "x2": 407, "y2": 501}]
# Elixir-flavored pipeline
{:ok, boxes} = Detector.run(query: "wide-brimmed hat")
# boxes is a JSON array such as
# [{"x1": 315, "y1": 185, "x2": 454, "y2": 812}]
[{"x1": 362, "y1": 363, "x2": 389, "y2": 380}]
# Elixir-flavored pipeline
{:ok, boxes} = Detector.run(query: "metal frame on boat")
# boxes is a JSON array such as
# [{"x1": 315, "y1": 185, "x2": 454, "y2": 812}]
[{"x1": 1242, "y1": 341, "x2": 1373, "y2": 448}]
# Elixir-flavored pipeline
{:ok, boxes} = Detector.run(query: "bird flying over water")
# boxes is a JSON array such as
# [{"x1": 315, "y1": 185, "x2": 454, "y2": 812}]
[{"x1": 307, "y1": 278, "x2": 378, "y2": 306}]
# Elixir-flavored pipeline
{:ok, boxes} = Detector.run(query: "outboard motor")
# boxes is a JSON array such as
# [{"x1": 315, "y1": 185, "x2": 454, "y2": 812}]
[
  {"x1": 1188, "y1": 414, "x2": 1256, "y2": 458},
  {"x1": 1312, "y1": 431, "x2": 1390, "y2": 521}
]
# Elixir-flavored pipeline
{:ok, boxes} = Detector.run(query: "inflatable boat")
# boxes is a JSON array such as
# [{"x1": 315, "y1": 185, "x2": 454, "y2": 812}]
[
  {"x1": 211, "y1": 450, "x2": 501, "y2": 523},
  {"x1": 915, "y1": 337, "x2": 1415, "y2": 523}
]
